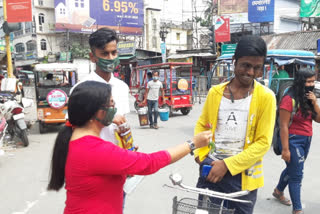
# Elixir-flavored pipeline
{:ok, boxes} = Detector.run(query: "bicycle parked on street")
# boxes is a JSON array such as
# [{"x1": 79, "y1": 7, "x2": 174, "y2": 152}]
[{"x1": 164, "y1": 173, "x2": 252, "y2": 214}]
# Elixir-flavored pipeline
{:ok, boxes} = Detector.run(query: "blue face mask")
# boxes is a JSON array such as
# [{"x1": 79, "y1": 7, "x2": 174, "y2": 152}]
[
  {"x1": 153, "y1": 76, "x2": 159, "y2": 81},
  {"x1": 95, "y1": 56, "x2": 120, "y2": 73}
]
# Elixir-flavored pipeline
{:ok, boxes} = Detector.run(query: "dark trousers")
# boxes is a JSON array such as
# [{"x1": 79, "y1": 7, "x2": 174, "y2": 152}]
[
  {"x1": 197, "y1": 157, "x2": 258, "y2": 214},
  {"x1": 147, "y1": 100, "x2": 158, "y2": 125},
  {"x1": 276, "y1": 134, "x2": 311, "y2": 211}
]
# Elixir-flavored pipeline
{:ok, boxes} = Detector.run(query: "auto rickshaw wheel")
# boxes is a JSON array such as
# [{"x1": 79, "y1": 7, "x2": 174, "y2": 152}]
[
  {"x1": 39, "y1": 122, "x2": 46, "y2": 134},
  {"x1": 180, "y1": 108, "x2": 191, "y2": 115}
]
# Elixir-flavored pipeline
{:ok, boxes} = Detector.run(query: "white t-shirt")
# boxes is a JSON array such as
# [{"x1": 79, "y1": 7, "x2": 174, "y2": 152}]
[
  {"x1": 211, "y1": 95, "x2": 252, "y2": 160},
  {"x1": 70, "y1": 72, "x2": 130, "y2": 143},
  {"x1": 147, "y1": 80, "x2": 163, "y2": 101}
]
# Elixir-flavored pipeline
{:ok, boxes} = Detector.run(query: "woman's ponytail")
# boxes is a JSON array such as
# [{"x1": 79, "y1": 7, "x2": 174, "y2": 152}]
[{"x1": 47, "y1": 126, "x2": 73, "y2": 191}]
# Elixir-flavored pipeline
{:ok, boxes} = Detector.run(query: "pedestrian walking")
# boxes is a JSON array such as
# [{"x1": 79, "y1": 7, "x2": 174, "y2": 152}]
[
  {"x1": 47, "y1": 81, "x2": 212, "y2": 214},
  {"x1": 143, "y1": 71, "x2": 165, "y2": 129},
  {"x1": 194, "y1": 35, "x2": 276, "y2": 214},
  {"x1": 273, "y1": 68, "x2": 320, "y2": 214}
]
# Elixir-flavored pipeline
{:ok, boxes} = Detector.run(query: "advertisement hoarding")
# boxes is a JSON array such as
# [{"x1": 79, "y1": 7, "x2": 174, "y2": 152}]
[
  {"x1": 6, "y1": 0, "x2": 32, "y2": 23},
  {"x1": 300, "y1": 0, "x2": 320, "y2": 17},
  {"x1": 248, "y1": 0, "x2": 274, "y2": 22},
  {"x1": 54, "y1": 0, "x2": 144, "y2": 35},
  {"x1": 215, "y1": 16, "x2": 231, "y2": 43},
  {"x1": 220, "y1": 0, "x2": 248, "y2": 24}
]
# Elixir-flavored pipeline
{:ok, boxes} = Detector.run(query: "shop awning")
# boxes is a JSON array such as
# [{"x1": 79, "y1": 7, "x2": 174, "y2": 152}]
[
  {"x1": 119, "y1": 55, "x2": 135, "y2": 60},
  {"x1": 19, "y1": 70, "x2": 33, "y2": 74}
]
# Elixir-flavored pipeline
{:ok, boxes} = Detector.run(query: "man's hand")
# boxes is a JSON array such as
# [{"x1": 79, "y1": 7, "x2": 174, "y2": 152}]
[
  {"x1": 281, "y1": 149, "x2": 291, "y2": 163},
  {"x1": 207, "y1": 160, "x2": 228, "y2": 183},
  {"x1": 112, "y1": 115, "x2": 126, "y2": 126}
]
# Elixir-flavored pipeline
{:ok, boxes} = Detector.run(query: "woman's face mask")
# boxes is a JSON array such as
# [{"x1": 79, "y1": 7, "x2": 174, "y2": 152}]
[
  {"x1": 95, "y1": 107, "x2": 117, "y2": 126},
  {"x1": 95, "y1": 56, "x2": 120, "y2": 73}
]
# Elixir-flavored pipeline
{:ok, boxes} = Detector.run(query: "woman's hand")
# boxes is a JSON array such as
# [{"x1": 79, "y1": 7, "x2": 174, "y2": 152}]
[
  {"x1": 281, "y1": 149, "x2": 291, "y2": 163},
  {"x1": 306, "y1": 91, "x2": 317, "y2": 105},
  {"x1": 193, "y1": 131, "x2": 212, "y2": 149}
]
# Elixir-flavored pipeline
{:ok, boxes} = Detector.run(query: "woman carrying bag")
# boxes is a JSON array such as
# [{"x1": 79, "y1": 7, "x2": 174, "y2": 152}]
[{"x1": 273, "y1": 68, "x2": 320, "y2": 214}]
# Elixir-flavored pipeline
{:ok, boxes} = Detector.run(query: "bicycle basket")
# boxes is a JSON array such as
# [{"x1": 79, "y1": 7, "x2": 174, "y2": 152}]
[{"x1": 172, "y1": 196, "x2": 235, "y2": 214}]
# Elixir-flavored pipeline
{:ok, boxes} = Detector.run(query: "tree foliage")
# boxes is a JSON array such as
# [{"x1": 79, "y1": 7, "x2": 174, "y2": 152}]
[{"x1": 70, "y1": 42, "x2": 90, "y2": 59}]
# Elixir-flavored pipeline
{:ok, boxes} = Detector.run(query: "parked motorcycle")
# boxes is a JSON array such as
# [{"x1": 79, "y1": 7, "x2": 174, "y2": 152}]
[
  {"x1": 0, "y1": 93, "x2": 29, "y2": 147},
  {"x1": 0, "y1": 117, "x2": 8, "y2": 156}
]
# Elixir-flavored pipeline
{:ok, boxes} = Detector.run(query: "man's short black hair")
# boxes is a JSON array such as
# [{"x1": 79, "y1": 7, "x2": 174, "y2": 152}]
[
  {"x1": 152, "y1": 71, "x2": 159, "y2": 75},
  {"x1": 46, "y1": 73, "x2": 53, "y2": 80},
  {"x1": 89, "y1": 27, "x2": 119, "y2": 51},
  {"x1": 234, "y1": 35, "x2": 267, "y2": 62}
]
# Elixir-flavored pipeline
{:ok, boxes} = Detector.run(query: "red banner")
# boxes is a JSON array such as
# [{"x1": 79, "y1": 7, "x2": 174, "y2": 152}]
[
  {"x1": 215, "y1": 16, "x2": 230, "y2": 43},
  {"x1": 6, "y1": 0, "x2": 32, "y2": 23}
]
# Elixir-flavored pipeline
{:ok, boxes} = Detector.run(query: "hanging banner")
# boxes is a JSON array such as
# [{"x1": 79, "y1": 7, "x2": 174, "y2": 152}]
[
  {"x1": 248, "y1": 0, "x2": 275, "y2": 22},
  {"x1": 215, "y1": 16, "x2": 230, "y2": 43},
  {"x1": 55, "y1": 0, "x2": 144, "y2": 35},
  {"x1": 300, "y1": 0, "x2": 320, "y2": 17},
  {"x1": 6, "y1": 0, "x2": 32, "y2": 23}
]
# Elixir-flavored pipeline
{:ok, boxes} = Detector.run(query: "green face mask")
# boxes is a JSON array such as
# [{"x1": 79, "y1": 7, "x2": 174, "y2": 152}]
[
  {"x1": 95, "y1": 107, "x2": 117, "y2": 126},
  {"x1": 96, "y1": 56, "x2": 120, "y2": 73}
]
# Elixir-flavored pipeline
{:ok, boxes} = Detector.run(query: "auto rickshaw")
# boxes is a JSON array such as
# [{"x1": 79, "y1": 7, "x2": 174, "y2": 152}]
[
  {"x1": 34, "y1": 63, "x2": 78, "y2": 133},
  {"x1": 131, "y1": 62, "x2": 193, "y2": 116},
  {"x1": 208, "y1": 49, "x2": 317, "y2": 103}
]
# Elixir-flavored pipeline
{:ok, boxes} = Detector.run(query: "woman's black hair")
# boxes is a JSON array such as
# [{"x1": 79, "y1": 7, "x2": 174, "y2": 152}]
[
  {"x1": 234, "y1": 35, "x2": 267, "y2": 62},
  {"x1": 290, "y1": 68, "x2": 316, "y2": 119},
  {"x1": 89, "y1": 27, "x2": 118, "y2": 52},
  {"x1": 47, "y1": 81, "x2": 112, "y2": 191}
]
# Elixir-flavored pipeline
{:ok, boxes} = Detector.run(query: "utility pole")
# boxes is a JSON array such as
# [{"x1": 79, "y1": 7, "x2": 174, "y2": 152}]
[{"x1": 3, "y1": 0, "x2": 14, "y2": 78}]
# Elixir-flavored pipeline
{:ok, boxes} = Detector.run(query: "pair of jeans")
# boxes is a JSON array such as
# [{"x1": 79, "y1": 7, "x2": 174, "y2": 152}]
[
  {"x1": 276, "y1": 134, "x2": 312, "y2": 211},
  {"x1": 197, "y1": 157, "x2": 257, "y2": 214},
  {"x1": 147, "y1": 100, "x2": 158, "y2": 126}
]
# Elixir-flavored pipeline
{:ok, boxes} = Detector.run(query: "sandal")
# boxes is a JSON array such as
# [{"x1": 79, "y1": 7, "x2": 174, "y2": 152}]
[
  {"x1": 292, "y1": 210, "x2": 304, "y2": 214},
  {"x1": 272, "y1": 189, "x2": 292, "y2": 206}
]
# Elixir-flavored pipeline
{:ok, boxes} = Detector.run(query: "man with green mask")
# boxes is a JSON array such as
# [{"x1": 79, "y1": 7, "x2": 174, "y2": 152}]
[{"x1": 70, "y1": 27, "x2": 132, "y2": 209}]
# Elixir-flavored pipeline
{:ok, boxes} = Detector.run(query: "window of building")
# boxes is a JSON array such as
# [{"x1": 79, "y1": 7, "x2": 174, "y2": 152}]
[
  {"x1": 15, "y1": 43, "x2": 25, "y2": 53},
  {"x1": 152, "y1": 36, "x2": 157, "y2": 48},
  {"x1": 40, "y1": 39, "x2": 47, "y2": 50},
  {"x1": 176, "y1": 33, "x2": 180, "y2": 41},
  {"x1": 75, "y1": 0, "x2": 84, "y2": 8},
  {"x1": 38, "y1": 0, "x2": 43, "y2": 6},
  {"x1": 152, "y1": 18, "x2": 157, "y2": 31},
  {"x1": 39, "y1": 13, "x2": 45, "y2": 25},
  {"x1": 26, "y1": 40, "x2": 36, "y2": 51},
  {"x1": 60, "y1": 8, "x2": 66, "y2": 15}
]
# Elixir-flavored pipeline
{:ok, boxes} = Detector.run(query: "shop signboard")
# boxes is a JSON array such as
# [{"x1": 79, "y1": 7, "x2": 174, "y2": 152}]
[
  {"x1": 300, "y1": 0, "x2": 320, "y2": 17},
  {"x1": 215, "y1": 16, "x2": 230, "y2": 43},
  {"x1": 54, "y1": 0, "x2": 144, "y2": 35},
  {"x1": 221, "y1": 44, "x2": 237, "y2": 55},
  {"x1": 248, "y1": 0, "x2": 274, "y2": 22},
  {"x1": 6, "y1": 0, "x2": 32, "y2": 23},
  {"x1": 118, "y1": 41, "x2": 136, "y2": 56}
]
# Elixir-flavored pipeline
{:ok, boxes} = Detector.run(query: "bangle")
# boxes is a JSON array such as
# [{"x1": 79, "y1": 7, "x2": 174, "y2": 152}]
[{"x1": 187, "y1": 140, "x2": 195, "y2": 155}]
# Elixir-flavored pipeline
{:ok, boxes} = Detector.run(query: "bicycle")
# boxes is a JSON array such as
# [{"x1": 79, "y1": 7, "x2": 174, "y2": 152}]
[{"x1": 164, "y1": 173, "x2": 252, "y2": 214}]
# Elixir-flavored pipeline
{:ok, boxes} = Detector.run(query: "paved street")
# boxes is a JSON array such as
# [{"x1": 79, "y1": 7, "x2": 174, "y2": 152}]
[{"x1": 0, "y1": 89, "x2": 320, "y2": 214}]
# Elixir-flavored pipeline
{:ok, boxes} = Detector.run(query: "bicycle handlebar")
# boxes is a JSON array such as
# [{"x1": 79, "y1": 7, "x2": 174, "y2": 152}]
[{"x1": 165, "y1": 173, "x2": 253, "y2": 204}]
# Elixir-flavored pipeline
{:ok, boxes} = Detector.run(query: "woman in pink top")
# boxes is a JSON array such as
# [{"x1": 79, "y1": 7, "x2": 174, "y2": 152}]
[{"x1": 47, "y1": 81, "x2": 211, "y2": 214}]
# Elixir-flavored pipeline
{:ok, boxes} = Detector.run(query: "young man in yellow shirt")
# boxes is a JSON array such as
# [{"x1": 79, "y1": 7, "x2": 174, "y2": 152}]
[{"x1": 194, "y1": 35, "x2": 276, "y2": 214}]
